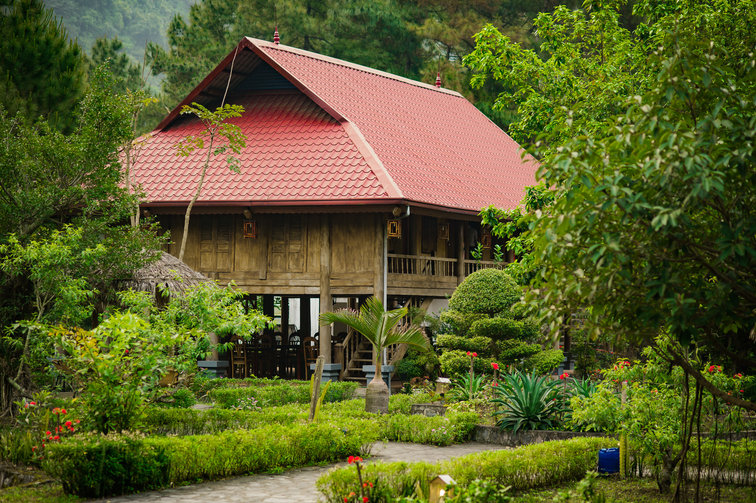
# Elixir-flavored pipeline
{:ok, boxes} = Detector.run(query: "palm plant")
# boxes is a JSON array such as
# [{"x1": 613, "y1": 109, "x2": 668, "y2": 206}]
[
  {"x1": 451, "y1": 373, "x2": 487, "y2": 401},
  {"x1": 492, "y1": 370, "x2": 565, "y2": 433},
  {"x1": 319, "y1": 296, "x2": 429, "y2": 414}
]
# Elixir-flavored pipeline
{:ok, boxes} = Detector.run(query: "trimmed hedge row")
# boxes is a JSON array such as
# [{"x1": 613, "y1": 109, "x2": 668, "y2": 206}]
[
  {"x1": 44, "y1": 418, "x2": 379, "y2": 498},
  {"x1": 208, "y1": 381, "x2": 358, "y2": 408},
  {"x1": 317, "y1": 437, "x2": 615, "y2": 503},
  {"x1": 382, "y1": 412, "x2": 480, "y2": 446}
]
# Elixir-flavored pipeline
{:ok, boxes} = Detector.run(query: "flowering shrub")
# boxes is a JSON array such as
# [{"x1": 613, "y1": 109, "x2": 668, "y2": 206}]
[{"x1": 232, "y1": 396, "x2": 261, "y2": 411}]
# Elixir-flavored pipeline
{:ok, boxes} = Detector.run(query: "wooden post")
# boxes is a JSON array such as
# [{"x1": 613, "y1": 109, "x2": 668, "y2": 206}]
[
  {"x1": 374, "y1": 215, "x2": 386, "y2": 303},
  {"x1": 319, "y1": 216, "x2": 332, "y2": 363},
  {"x1": 281, "y1": 296, "x2": 289, "y2": 337},
  {"x1": 456, "y1": 221, "x2": 465, "y2": 284},
  {"x1": 309, "y1": 355, "x2": 325, "y2": 421},
  {"x1": 300, "y1": 296, "x2": 311, "y2": 337}
]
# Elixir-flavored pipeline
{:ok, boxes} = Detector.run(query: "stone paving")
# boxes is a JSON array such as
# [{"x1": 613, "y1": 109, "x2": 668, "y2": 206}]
[{"x1": 98, "y1": 441, "x2": 507, "y2": 503}]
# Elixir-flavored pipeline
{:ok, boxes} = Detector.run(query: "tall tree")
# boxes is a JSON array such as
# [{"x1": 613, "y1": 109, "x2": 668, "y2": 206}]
[
  {"x1": 470, "y1": 0, "x2": 756, "y2": 410},
  {"x1": 0, "y1": 0, "x2": 88, "y2": 132}
]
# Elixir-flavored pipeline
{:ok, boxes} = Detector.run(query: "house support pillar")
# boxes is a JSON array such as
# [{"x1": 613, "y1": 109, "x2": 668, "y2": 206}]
[
  {"x1": 457, "y1": 222, "x2": 465, "y2": 284},
  {"x1": 319, "y1": 215, "x2": 332, "y2": 364}
]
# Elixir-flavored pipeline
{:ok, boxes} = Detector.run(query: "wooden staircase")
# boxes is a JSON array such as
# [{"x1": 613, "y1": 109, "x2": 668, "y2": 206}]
[{"x1": 341, "y1": 335, "x2": 372, "y2": 384}]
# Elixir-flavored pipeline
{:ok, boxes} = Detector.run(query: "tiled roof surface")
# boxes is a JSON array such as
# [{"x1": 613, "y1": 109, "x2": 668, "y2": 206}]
[
  {"x1": 135, "y1": 93, "x2": 385, "y2": 203},
  {"x1": 134, "y1": 38, "x2": 538, "y2": 212}
]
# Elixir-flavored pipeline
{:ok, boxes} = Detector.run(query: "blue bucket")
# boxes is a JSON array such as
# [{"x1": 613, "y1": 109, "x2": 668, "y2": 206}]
[{"x1": 598, "y1": 448, "x2": 619, "y2": 474}]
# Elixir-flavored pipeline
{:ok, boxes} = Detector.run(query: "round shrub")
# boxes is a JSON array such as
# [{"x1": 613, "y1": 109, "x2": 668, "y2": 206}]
[
  {"x1": 469, "y1": 317, "x2": 523, "y2": 341},
  {"x1": 524, "y1": 349, "x2": 565, "y2": 375},
  {"x1": 496, "y1": 339, "x2": 542, "y2": 364},
  {"x1": 395, "y1": 359, "x2": 424, "y2": 381},
  {"x1": 449, "y1": 269, "x2": 521, "y2": 315},
  {"x1": 439, "y1": 310, "x2": 488, "y2": 336},
  {"x1": 436, "y1": 334, "x2": 493, "y2": 354},
  {"x1": 439, "y1": 350, "x2": 493, "y2": 377}
]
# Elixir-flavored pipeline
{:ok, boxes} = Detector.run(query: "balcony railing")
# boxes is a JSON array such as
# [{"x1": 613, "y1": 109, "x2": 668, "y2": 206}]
[
  {"x1": 387, "y1": 254, "x2": 457, "y2": 277},
  {"x1": 464, "y1": 259, "x2": 506, "y2": 276}
]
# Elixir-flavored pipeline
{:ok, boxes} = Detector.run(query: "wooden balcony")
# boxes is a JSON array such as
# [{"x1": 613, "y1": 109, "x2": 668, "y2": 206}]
[{"x1": 387, "y1": 254, "x2": 506, "y2": 296}]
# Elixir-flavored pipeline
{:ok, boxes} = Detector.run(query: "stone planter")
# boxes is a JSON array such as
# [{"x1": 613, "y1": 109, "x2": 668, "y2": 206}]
[
  {"x1": 309, "y1": 363, "x2": 342, "y2": 383},
  {"x1": 410, "y1": 402, "x2": 446, "y2": 417},
  {"x1": 362, "y1": 365, "x2": 394, "y2": 391},
  {"x1": 197, "y1": 360, "x2": 229, "y2": 378}
]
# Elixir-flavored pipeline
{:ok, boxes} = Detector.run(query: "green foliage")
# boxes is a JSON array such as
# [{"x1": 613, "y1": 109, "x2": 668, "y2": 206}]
[
  {"x1": 317, "y1": 437, "x2": 615, "y2": 502},
  {"x1": 0, "y1": 0, "x2": 88, "y2": 132},
  {"x1": 451, "y1": 373, "x2": 488, "y2": 401},
  {"x1": 492, "y1": 371, "x2": 565, "y2": 432},
  {"x1": 470, "y1": 317, "x2": 534, "y2": 341},
  {"x1": 395, "y1": 359, "x2": 424, "y2": 381},
  {"x1": 447, "y1": 479, "x2": 512, "y2": 503},
  {"x1": 439, "y1": 350, "x2": 493, "y2": 378},
  {"x1": 448, "y1": 269, "x2": 521, "y2": 315},
  {"x1": 496, "y1": 339, "x2": 541, "y2": 365},
  {"x1": 42, "y1": 434, "x2": 170, "y2": 498},
  {"x1": 208, "y1": 381, "x2": 358, "y2": 409},
  {"x1": 524, "y1": 349, "x2": 565, "y2": 375},
  {"x1": 438, "y1": 311, "x2": 488, "y2": 336},
  {"x1": 436, "y1": 334, "x2": 493, "y2": 353},
  {"x1": 382, "y1": 412, "x2": 480, "y2": 446},
  {"x1": 159, "y1": 387, "x2": 196, "y2": 409}
]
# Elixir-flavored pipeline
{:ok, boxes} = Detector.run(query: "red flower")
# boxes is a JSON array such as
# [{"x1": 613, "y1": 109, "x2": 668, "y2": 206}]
[
  {"x1": 125, "y1": 349, "x2": 130, "y2": 355},
  {"x1": 363, "y1": 497, "x2": 369, "y2": 503},
  {"x1": 65, "y1": 420, "x2": 72, "y2": 428},
  {"x1": 559, "y1": 372, "x2": 569, "y2": 380},
  {"x1": 75, "y1": 419, "x2": 80, "y2": 424},
  {"x1": 708, "y1": 365, "x2": 716, "y2": 373},
  {"x1": 466, "y1": 351, "x2": 470, "y2": 356},
  {"x1": 491, "y1": 362, "x2": 499, "y2": 370},
  {"x1": 348, "y1": 456, "x2": 362, "y2": 464},
  {"x1": 53, "y1": 435, "x2": 59, "y2": 441},
  {"x1": 32, "y1": 446, "x2": 37, "y2": 452},
  {"x1": 30, "y1": 401, "x2": 36, "y2": 405},
  {"x1": 734, "y1": 373, "x2": 743, "y2": 378},
  {"x1": 45, "y1": 431, "x2": 51, "y2": 436},
  {"x1": 343, "y1": 498, "x2": 348, "y2": 503},
  {"x1": 492, "y1": 381, "x2": 498, "y2": 387},
  {"x1": 472, "y1": 352, "x2": 478, "y2": 357},
  {"x1": 61, "y1": 408, "x2": 67, "y2": 415}
]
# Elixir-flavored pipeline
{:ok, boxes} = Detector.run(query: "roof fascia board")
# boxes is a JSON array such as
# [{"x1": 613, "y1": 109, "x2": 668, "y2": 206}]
[{"x1": 154, "y1": 41, "x2": 248, "y2": 131}]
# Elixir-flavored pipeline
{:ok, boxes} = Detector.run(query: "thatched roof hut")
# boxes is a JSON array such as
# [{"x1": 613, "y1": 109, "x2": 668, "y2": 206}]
[{"x1": 124, "y1": 252, "x2": 213, "y2": 297}]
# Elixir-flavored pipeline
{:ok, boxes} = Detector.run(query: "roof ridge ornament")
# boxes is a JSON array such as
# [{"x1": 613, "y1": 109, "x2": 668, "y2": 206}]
[
  {"x1": 274, "y1": 26, "x2": 280, "y2": 44},
  {"x1": 435, "y1": 71, "x2": 441, "y2": 88}
]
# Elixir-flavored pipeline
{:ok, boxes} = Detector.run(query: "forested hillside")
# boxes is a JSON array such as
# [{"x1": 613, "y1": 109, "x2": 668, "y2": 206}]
[{"x1": 44, "y1": 0, "x2": 193, "y2": 63}]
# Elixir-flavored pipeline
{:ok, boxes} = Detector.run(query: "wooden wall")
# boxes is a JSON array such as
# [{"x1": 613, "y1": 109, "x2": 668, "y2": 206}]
[{"x1": 164, "y1": 212, "x2": 382, "y2": 296}]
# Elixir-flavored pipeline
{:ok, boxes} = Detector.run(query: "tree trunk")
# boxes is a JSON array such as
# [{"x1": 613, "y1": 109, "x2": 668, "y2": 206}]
[{"x1": 365, "y1": 347, "x2": 389, "y2": 414}]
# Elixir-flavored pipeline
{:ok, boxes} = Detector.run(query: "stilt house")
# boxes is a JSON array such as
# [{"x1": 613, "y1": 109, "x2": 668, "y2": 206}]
[{"x1": 131, "y1": 36, "x2": 538, "y2": 382}]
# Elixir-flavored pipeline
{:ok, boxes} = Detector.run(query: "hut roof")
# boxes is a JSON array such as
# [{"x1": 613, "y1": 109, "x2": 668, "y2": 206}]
[{"x1": 125, "y1": 252, "x2": 212, "y2": 295}]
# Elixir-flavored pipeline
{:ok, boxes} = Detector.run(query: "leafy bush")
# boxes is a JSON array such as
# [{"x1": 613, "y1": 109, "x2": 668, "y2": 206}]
[
  {"x1": 439, "y1": 310, "x2": 488, "y2": 335},
  {"x1": 439, "y1": 350, "x2": 493, "y2": 377},
  {"x1": 469, "y1": 317, "x2": 524, "y2": 341},
  {"x1": 0, "y1": 427, "x2": 37, "y2": 466},
  {"x1": 448, "y1": 269, "x2": 521, "y2": 315},
  {"x1": 447, "y1": 479, "x2": 512, "y2": 503},
  {"x1": 46, "y1": 419, "x2": 379, "y2": 497},
  {"x1": 451, "y1": 373, "x2": 488, "y2": 401},
  {"x1": 496, "y1": 339, "x2": 541, "y2": 364},
  {"x1": 524, "y1": 349, "x2": 564, "y2": 375},
  {"x1": 387, "y1": 393, "x2": 436, "y2": 415},
  {"x1": 208, "y1": 381, "x2": 358, "y2": 408},
  {"x1": 436, "y1": 334, "x2": 493, "y2": 353},
  {"x1": 395, "y1": 359, "x2": 425, "y2": 381},
  {"x1": 317, "y1": 437, "x2": 615, "y2": 502},
  {"x1": 43, "y1": 434, "x2": 170, "y2": 498},
  {"x1": 162, "y1": 387, "x2": 197, "y2": 408},
  {"x1": 382, "y1": 412, "x2": 479, "y2": 446},
  {"x1": 492, "y1": 371, "x2": 565, "y2": 432}
]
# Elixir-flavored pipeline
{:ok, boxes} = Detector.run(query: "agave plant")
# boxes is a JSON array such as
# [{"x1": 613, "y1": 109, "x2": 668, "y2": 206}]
[
  {"x1": 451, "y1": 373, "x2": 487, "y2": 401},
  {"x1": 492, "y1": 370, "x2": 565, "y2": 432},
  {"x1": 570, "y1": 378, "x2": 598, "y2": 399}
]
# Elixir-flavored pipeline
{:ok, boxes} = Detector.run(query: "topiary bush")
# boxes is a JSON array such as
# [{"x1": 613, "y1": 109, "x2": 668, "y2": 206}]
[
  {"x1": 448, "y1": 269, "x2": 521, "y2": 315},
  {"x1": 469, "y1": 317, "x2": 523, "y2": 341},
  {"x1": 524, "y1": 349, "x2": 565, "y2": 375},
  {"x1": 496, "y1": 339, "x2": 542, "y2": 364},
  {"x1": 436, "y1": 334, "x2": 493, "y2": 353},
  {"x1": 439, "y1": 310, "x2": 488, "y2": 336},
  {"x1": 395, "y1": 359, "x2": 424, "y2": 381},
  {"x1": 439, "y1": 350, "x2": 493, "y2": 377}
]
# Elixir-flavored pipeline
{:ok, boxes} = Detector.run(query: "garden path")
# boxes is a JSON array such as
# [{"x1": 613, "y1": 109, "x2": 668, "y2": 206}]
[{"x1": 96, "y1": 441, "x2": 507, "y2": 503}]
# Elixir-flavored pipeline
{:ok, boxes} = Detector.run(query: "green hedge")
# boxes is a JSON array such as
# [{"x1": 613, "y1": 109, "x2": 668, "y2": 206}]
[
  {"x1": 436, "y1": 334, "x2": 493, "y2": 353},
  {"x1": 382, "y1": 412, "x2": 479, "y2": 446},
  {"x1": 469, "y1": 317, "x2": 522, "y2": 341},
  {"x1": 208, "y1": 381, "x2": 358, "y2": 408},
  {"x1": 496, "y1": 339, "x2": 541, "y2": 363},
  {"x1": 439, "y1": 311, "x2": 488, "y2": 336},
  {"x1": 317, "y1": 437, "x2": 615, "y2": 503},
  {"x1": 45, "y1": 418, "x2": 379, "y2": 497}
]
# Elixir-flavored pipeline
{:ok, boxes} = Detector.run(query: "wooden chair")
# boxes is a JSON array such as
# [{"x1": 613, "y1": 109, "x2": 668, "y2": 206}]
[
  {"x1": 259, "y1": 333, "x2": 276, "y2": 377},
  {"x1": 285, "y1": 332, "x2": 302, "y2": 379},
  {"x1": 230, "y1": 335, "x2": 248, "y2": 379},
  {"x1": 302, "y1": 336, "x2": 318, "y2": 379}
]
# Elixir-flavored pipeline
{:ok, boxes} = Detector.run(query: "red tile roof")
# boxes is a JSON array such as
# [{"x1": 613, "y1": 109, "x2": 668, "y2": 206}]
[{"x1": 133, "y1": 38, "x2": 538, "y2": 214}]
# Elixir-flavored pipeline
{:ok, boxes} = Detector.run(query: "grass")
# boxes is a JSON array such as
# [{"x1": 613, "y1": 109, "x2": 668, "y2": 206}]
[
  {"x1": 510, "y1": 476, "x2": 756, "y2": 503},
  {"x1": 0, "y1": 482, "x2": 80, "y2": 503}
]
